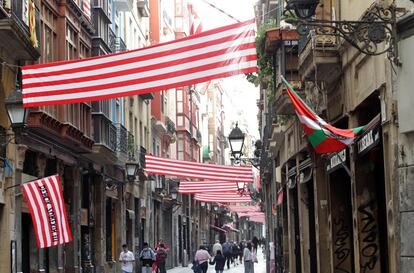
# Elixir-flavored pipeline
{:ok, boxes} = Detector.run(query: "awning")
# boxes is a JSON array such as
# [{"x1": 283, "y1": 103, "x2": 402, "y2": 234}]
[
  {"x1": 194, "y1": 192, "x2": 252, "y2": 203},
  {"x1": 228, "y1": 205, "x2": 261, "y2": 213},
  {"x1": 210, "y1": 225, "x2": 227, "y2": 233}
]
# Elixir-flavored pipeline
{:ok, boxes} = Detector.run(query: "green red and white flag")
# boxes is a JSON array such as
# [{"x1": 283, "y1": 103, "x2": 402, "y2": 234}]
[{"x1": 281, "y1": 77, "x2": 365, "y2": 154}]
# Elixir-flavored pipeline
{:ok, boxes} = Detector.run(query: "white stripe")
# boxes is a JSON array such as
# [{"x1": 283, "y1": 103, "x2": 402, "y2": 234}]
[
  {"x1": 47, "y1": 176, "x2": 65, "y2": 244},
  {"x1": 30, "y1": 181, "x2": 52, "y2": 247},
  {"x1": 43, "y1": 177, "x2": 63, "y2": 245},
  {"x1": 51, "y1": 176, "x2": 70, "y2": 242},
  {"x1": 23, "y1": 60, "x2": 257, "y2": 104},
  {"x1": 22, "y1": 23, "x2": 254, "y2": 74},
  {"x1": 22, "y1": 184, "x2": 45, "y2": 248},
  {"x1": 24, "y1": 38, "x2": 255, "y2": 85},
  {"x1": 297, "y1": 114, "x2": 322, "y2": 131}
]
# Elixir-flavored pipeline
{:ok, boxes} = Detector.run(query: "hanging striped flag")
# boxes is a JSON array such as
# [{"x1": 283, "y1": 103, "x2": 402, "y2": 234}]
[
  {"x1": 237, "y1": 212, "x2": 264, "y2": 218},
  {"x1": 194, "y1": 192, "x2": 252, "y2": 203},
  {"x1": 145, "y1": 154, "x2": 253, "y2": 182},
  {"x1": 179, "y1": 180, "x2": 238, "y2": 194},
  {"x1": 228, "y1": 205, "x2": 261, "y2": 213},
  {"x1": 21, "y1": 175, "x2": 72, "y2": 248},
  {"x1": 22, "y1": 19, "x2": 257, "y2": 107},
  {"x1": 281, "y1": 76, "x2": 366, "y2": 154},
  {"x1": 83, "y1": 0, "x2": 91, "y2": 21}
]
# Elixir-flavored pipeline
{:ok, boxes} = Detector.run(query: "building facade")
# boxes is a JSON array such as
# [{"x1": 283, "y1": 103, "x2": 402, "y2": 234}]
[{"x1": 256, "y1": 0, "x2": 411, "y2": 273}]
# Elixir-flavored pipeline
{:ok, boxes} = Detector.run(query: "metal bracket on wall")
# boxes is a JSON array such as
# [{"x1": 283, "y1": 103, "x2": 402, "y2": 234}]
[{"x1": 287, "y1": 4, "x2": 402, "y2": 64}]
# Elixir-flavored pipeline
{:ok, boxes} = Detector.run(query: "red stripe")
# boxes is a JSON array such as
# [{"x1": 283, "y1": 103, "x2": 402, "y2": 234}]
[
  {"x1": 44, "y1": 177, "x2": 64, "y2": 244},
  {"x1": 21, "y1": 185, "x2": 43, "y2": 248},
  {"x1": 22, "y1": 19, "x2": 255, "y2": 70},
  {"x1": 145, "y1": 168, "x2": 253, "y2": 182},
  {"x1": 55, "y1": 175, "x2": 72, "y2": 241},
  {"x1": 22, "y1": 67, "x2": 257, "y2": 107},
  {"x1": 23, "y1": 32, "x2": 255, "y2": 80}
]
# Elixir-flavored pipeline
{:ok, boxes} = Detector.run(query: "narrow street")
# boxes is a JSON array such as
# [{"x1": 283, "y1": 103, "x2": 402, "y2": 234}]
[{"x1": 167, "y1": 248, "x2": 266, "y2": 273}]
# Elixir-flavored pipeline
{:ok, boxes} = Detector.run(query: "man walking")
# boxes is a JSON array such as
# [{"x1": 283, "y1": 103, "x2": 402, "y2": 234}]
[
  {"x1": 139, "y1": 242, "x2": 156, "y2": 273},
  {"x1": 222, "y1": 240, "x2": 233, "y2": 270},
  {"x1": 119, "y1": 244, "x2": 135, "y2": 273},
  {"x1": 212, "y1": 240, "x2": 222, "y2": 256}
]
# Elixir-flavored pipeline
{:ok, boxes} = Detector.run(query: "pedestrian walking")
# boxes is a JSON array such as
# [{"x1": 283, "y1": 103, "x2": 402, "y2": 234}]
[
  {"x1": 194, "y1": 245, "x2": 211, "y2": 273},
  {"x1": 139, "y1": 242, "x2": 156, "y2": 273},
  {"x1": 119, "y1": 244, "x2": 135, "y2": 273},
  {"x1": 243, "y1": 242, "x2": 255, "y2": 273},
  {"x1": 222, "y1": 240, "x2": 233, "y2": 269},
  {"x1": 232, "y1": 242, "x2": 240, "y2": 266},
  {"x1": 239, "y1": 240, "x2": 246, "y2": 263},
  {"x1": 212, "y1": 240, "x2": 222, "y2": 256},
  {"x1": 252, "y1": 236, "x2": 259, "y2": 254},
  {"x1": 156, "y1": 244, "x2": 168, "y2": 273},
  {"x1": 209, "y1": 250, "x2": 226, "y2": 273},
  {"x1": 269, "y1": 242, "x2": 275, "y2": 273},
  {"x1": 154, "y1": 239, "x2": 169, "y2": 272}
]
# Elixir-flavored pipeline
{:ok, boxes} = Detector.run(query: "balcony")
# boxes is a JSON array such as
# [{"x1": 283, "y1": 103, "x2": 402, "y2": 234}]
[
  {"x1": 137, "y1": 0, "x2": 149, "y2": 17},
  {"x1": 88, "y1": 114, "x2": 117, "y2": 163},
  {"x1": 265, "y1": 28, "x2": 299, "y2": 54},
  {"x1": 114, "y1": 0, "x2": 133, "y2": 12},
  {"x1": 0, "y1": 0, "x2": 40, "y2": 60},
  {"x1": 298, "y1": 31, "x2": 341, "y2": 85},
  {"x1": 115, "y1": 123, "x2": 128, "y2": 163},
  {"x1": 109, "y1": 28, "x2": 127, "y2": 53},
  {"x1": 273, "y1": 79, "x2": 304, "y2": 115}
]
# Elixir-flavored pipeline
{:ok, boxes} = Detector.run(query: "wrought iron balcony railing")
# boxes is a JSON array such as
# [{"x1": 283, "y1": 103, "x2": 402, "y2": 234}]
[{"x1": 115, "y1": 123, "x2": 128, "y2": 155}]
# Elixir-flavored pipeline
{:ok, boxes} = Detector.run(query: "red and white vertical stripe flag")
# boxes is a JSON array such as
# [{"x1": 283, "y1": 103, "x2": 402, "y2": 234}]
[
  {"x1": 22, "y1": 19, "x2": 256, "y2": 107},
  {"x1": 83, "y1": 0, "x2": 91, "y2": 21},
  {"x1": 21, "y1": 175, "x2": 72, "y2": 248}
]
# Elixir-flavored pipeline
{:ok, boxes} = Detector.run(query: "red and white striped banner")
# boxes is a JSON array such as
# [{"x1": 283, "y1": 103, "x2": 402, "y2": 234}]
[
  {"x1": 83, "y1": 0, "x2": 91, "y2": 21},
  {"x1": 228, "y1": 205, "x2": 261, "y2": 213},
  {"x1": 248, "y1": 214, "x2": 265, "y2": 223},
  {"x1": 194, "y1": 192, "x2": 252, "y2": 203},
  {"x1": 145, "y1": 154, "x2": 253, "y2": 182},
  {"x1": 237, "y1": 212, "x2": 264, "y2": 218},
  {"x1": 22, "y1": 19, "x2": 256, "y2": 107},
  {"x1": 178, "y1": 180, "x2": 238, "y2": 193},
  {"x1": 21, "y1": 175, "x2": 72, "y2": 248}
]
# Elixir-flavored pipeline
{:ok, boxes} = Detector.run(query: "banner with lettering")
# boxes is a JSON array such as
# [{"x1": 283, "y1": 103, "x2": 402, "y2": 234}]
[{"x1": 21, "y1": 175, "x2": 72, "y2": 248}]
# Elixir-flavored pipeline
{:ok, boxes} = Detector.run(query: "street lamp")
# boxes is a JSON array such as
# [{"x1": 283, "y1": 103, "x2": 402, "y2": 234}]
[
  {"x1": 125, "y1": 161, "x2": 139, "y2": 182},
  {"x1": 284, "y1": 1, "x2": 398, "y2": 58},
  {"x1": 228, "y1": 123, "x2": 244, "y2": 161},
  {"x1": 170, "y1": 188, "x2": 178, "y2": 201},
  {"x1": 5, "y1": 89, "x2": 29, "y2": 129},
  {"x1": 285, "y1": 0, "x2": 319, "y2": 19}
]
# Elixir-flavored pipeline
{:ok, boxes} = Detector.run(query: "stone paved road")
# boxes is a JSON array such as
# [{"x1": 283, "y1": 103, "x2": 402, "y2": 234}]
[{"x1": 167, "y1": 248, "x2": 266, "y2": 273}]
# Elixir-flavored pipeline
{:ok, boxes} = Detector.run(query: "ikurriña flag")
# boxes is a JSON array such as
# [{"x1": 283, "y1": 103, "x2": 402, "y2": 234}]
[
  {"x1": 21, "y1": 175, "x2": 72, "y2": 248},
  {"x1": 281, "y1": 76, "x2": 366, "y2": 154}
]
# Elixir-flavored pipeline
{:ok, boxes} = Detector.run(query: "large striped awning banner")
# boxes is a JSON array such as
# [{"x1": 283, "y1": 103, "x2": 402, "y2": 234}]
[
  {"x1": 178, "y1": 180, "x2": 238, "y2": 194},
  {"x1": 22, "y1": 19, "x2": 256, "y2": 107},
  {"x1": 194, "y1": 192, "x2": 252, "y2": 203},
  {"x1": 237, "y1": 212, "x2": 265, "y2": 218},
  {"x1": 145, "y1": 154, "x2": 253, "y2": 182},
  {"x1": 21, "y1": 175, "x2": 72, "y2": 248}
]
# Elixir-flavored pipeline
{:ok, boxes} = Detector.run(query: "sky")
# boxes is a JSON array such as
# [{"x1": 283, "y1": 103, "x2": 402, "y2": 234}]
[{"x1": 196, "y1": 0, "x2": 260, "y2": 139}]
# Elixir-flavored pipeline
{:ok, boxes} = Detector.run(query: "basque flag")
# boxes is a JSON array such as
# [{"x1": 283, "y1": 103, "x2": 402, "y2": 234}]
[{"x1": 21, "y1": 175, "x2": 72, "y2": 248}]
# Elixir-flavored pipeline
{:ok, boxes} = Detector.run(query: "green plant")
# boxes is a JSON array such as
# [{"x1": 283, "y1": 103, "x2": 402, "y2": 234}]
[{"x1": 246, "y1": 22, "x2": 277, "y2": 94}]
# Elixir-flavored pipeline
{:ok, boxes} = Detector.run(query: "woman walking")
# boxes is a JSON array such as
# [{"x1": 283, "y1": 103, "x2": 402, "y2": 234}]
[
  {"x1": 194, "y1": 246, "x2": 211, "y2": 273},
  {"x1": 209, "y1": 250, "x2": 226, "y2": 273},
  {"x1": 243, "y1": 242, "x2": 254, "y2": 273}
]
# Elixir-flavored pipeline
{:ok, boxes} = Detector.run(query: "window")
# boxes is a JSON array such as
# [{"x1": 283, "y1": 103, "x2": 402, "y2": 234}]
[
  {"x1": 139, "y1": 121, "x2": 143, "y2": 146},
  {"x1": 177, "y1": 133, "x2": 184, "y2": 160},
  {"x1": 66, "y1": 24, "x2": 77, "y2": 60},
  {"x1": 177, "y1": 116, "x2": 184, "y2": 127}
]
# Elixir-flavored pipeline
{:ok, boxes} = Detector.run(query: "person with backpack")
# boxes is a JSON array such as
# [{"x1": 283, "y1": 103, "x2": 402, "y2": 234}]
[
  {"x1": 209, "y1": 249, "x2": 226, "y2": 273},
  {"x1": 156, "y1": 244, "x2": 168, "y2": 273},
  {"x1": 222, "y1": 240, "x2": 233, "y2": 269},
  {"x1": 139, "y1": 242, "x2": 155, "y2": 273}
]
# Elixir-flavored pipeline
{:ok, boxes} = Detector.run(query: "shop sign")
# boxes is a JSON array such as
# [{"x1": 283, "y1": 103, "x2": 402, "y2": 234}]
[
  {"x1": 357, "y1": 126, "x2": 380, "y2": 156},
  {"x1": 327, "y1": 149, "x2": 347, "y2": 173}
]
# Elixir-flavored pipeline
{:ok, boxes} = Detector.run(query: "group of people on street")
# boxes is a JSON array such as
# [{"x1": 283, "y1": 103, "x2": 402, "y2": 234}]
[
  {"x1": 118, "y1": 239, "x2": 168, "y2": 273},
  {"x1": 193, "y1": 238, "x2": 258, "y2": 273}
]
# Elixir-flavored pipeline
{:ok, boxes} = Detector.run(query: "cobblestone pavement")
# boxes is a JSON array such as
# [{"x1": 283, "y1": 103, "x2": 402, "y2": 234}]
[{"x1": 167, "y1": 248, "x2": 266, "y2": 273}]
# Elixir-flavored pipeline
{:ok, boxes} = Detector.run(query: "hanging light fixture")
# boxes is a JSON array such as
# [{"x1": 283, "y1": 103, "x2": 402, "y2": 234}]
[
  {"x1": 228, "y1": 123, "x2": 245, "y2": 161},
  {"x1": 285, "y1": 0, "x2": 320, "y2": 19},
  {"x1": 5, "y1": 89, "x2": 29, "y2": 128},
  {"x1": 125, "y1": 161, "x2": 139, "y2": 182}
]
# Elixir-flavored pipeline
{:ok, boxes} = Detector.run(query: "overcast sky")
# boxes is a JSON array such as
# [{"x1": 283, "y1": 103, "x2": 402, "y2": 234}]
[{"x1": 196, "y1": 0, "x2": 260, "y2": 138}]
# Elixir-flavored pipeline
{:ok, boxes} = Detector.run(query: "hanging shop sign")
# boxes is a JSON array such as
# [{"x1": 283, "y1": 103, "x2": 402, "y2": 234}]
[
  {"x1": 299, "y1": 158, "x2": 313, "y2": 184},
  {"x1": 357, "y1": 124, "x2": 381, "y2": 156},
  {"x1": 287, "y1": 167, "x2": 296, "y2": 189},
  {"x1": 326, "y1": 149, "x2": 347, "y2": 173}
]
